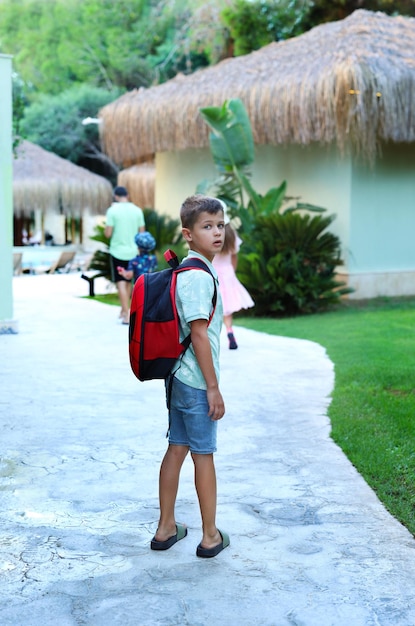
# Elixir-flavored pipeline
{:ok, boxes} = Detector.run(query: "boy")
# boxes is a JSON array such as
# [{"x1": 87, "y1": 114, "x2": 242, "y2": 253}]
[
  {"x1": 150, "y1": 195, "x2": 230, "y2": 558},
  {"x1": 117, "y1": 231, "x2": 158, "y2": 283}
]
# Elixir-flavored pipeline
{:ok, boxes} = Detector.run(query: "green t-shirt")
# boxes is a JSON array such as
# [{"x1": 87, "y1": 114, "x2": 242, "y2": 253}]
[
  {"x1": 105, "y1": 201, "x2": 145, "y2": 260},
  {"x1": 173, "y1": 251, "x2": 223, "y2": 390}
]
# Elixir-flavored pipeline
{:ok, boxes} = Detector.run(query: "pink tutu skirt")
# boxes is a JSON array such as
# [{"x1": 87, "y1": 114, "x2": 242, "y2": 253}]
[{"x1": 214, "y1": 259, "x2": 254, "y2": 316}]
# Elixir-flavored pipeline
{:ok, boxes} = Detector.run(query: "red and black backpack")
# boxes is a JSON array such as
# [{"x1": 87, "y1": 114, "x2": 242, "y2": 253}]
[{"x1": 129, "y1": 250, "x2": 217, "y2": 382}]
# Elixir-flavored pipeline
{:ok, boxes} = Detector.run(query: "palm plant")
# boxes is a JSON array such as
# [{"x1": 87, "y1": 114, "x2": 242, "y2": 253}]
[
  {"x1": 88, "y1": 224, "x2": 112, "y2": 281},
  {"x1": 143, "y1": 209, "x2": 182, "y2": 250},
  {"x1": 238, "y1": 209, "x2": 351, "y2": 315}
]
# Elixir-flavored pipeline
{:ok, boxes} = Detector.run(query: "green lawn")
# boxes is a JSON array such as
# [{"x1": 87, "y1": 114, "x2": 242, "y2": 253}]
[{"x1": 90, "y1": 293, "x2": 415, "y2": 536}]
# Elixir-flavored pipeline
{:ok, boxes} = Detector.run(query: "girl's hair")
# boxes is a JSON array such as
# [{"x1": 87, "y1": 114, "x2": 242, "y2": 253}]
[
  {"x1": 221, "y1": 223, "x2": 237, "y2": 255},
  {"x1": 180, "y1": 195, "x2": 224, "y2": 229}
]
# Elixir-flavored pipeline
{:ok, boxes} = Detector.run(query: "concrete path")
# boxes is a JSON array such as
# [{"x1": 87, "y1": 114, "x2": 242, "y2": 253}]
[{"x1": 1, "y1": 273, "x2": 415, "y2": 626}]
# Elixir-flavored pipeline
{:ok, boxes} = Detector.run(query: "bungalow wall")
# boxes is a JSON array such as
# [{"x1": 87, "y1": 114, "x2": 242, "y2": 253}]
[
  {"x1": 155, "y1": 149, "x2": 217, "y2": 216},
  {"x1": 155, "y1": 142, "x2": 415, "y2": 299},
  {"x1": 347, "y1": 143, "x2": 415, "y2": 297}
]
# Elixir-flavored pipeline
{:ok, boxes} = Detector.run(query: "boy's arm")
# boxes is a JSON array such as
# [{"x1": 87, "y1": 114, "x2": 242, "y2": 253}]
[{"x1": 190, "y1": 318, "x2": 225, "y2": 421}]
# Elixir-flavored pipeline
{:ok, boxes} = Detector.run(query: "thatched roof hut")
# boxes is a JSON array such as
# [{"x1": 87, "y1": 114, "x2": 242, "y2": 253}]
[
  {"x1": 117, "y1": 162, "x2": 155, "y2": 209},
  {"x1": 100, "y1": 9, "x2": 415, "y2": 165},
  {"x1": 13, "y1": 140, "x2": 113, "y2": 218}
]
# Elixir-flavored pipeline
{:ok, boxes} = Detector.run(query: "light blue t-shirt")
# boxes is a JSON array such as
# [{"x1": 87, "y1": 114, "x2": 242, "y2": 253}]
[
  {"x1": 173, "y1": 251, "x2": 223, "y2": 390},
  {"x1": 105, "y1": 201, "x2": 145, "y2": 260}
]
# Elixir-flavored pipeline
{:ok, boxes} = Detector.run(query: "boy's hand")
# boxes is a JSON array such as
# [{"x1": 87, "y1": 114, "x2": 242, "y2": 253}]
[{"x1": 207, "y1": 387, "x2": 225, "y2": 421}]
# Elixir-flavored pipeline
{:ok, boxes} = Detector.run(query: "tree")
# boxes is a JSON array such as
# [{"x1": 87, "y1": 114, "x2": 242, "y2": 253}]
[
  {"x1": 0, "y1": 0, "x2": 222, "y2": 95},
  {"x1": 304, "y1": 0, "x2": 415, "y2": 29},
  {"x1": 20, "y1": 84, "x2": 123, "y2": 179},
  {"x1": 12, "y1": 72, "x2": 32, "y2": 153},
  {"x1": 1, "y1": 0, "x2": 232, "y2": 178},
  {"x1": 221, "y1": 0, "x2": 313, "y2": 56}
]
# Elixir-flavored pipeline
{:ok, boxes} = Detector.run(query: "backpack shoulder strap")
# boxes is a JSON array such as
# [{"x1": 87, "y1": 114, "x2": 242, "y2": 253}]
[{"x1": 171, "y1": 258, "x2": 219, "y2": 376}]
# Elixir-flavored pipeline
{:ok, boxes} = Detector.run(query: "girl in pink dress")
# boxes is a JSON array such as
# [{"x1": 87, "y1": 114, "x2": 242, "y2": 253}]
[{"x1": 213, "y1": 223, "x2": 254, "y2": 349}]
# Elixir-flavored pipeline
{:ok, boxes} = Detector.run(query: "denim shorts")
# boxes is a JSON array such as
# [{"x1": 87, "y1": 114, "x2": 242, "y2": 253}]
[{"x1": 166, "y1": 376, "x2": 217, "y2": 454}]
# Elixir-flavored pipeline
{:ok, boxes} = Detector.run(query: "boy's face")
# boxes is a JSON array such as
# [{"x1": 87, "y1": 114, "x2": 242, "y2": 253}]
[{"x1": 182, "y1": 210, "x2": 225, "y2": 261}]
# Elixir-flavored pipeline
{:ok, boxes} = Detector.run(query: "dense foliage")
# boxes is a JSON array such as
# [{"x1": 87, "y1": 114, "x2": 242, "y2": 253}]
[
  {"x1": 219, "y1": 0, "x2": 415, "y2": 59},
  {"x1": 221, "y1": 0, "x2": 312, "y2": 56},
  {"x1": 304, "y1": 0, "x2": 415, "y2": 29},
  {"x1": 237, "y1": 208, "x2": 350, "y2": 315},
  {"x1": 142, "y1": 208, "x2": 184, "y2": 256},
  {"x1": 0, "y1": 0, "x2": 220, "y2": 95},
  {"x1": 20, "y1": 84, "x2": 123, "y2": 177},
  {"x1": 3, "y1": 0, "x2": 227, "y2": 171}
]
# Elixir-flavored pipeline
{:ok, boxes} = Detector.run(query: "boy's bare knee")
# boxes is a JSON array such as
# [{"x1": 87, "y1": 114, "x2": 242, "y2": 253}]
[
  {"x1": 168, "y1": 444, "x2": 189, "y2": 460},
  {"x1": 191, "y1": 452, "x2": 214, "y2": 465}
]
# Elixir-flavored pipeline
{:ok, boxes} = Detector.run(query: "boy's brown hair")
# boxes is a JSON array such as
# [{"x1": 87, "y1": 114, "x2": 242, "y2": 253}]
[{"x1": 180, "y1": 195, "x2": 224, "y2": 229}]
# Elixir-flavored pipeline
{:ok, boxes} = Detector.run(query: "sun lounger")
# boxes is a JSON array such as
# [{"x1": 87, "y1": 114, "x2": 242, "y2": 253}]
[
  {"x1": 46, "y1": 250, "x2": 76, "y2": 274},
  {"x1": 13, "y1": 253, "x2": 23, "y2": 275}
]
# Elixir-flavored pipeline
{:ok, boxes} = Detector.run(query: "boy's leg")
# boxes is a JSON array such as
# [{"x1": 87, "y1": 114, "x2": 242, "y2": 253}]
[
  {"x1": 116, "y1": 279, "x2": 132, "y2": 320},
  {"x1": 154, "y1": 444, "x2": 188, "y2": 541},
  {"x1": 192, "y1": 452, "x2": 222, "y2": 549},
  {"x1": 110, "y1": 256, "x2": 131, "y2": 321}
]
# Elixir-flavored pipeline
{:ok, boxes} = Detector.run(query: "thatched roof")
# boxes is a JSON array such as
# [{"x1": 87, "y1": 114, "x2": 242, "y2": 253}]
[
  {"x1": 13, "y1": 140, "x2": 113, "y2": 218},
  {"x1": 117, "y1": 162, "x2": 155, "y2": 209},
  {"x1": 100, "y1": 9, "x2": 415, "y2": 165}
]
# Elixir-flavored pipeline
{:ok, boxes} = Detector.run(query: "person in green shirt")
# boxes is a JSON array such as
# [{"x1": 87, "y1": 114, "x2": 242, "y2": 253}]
[{"x1": 104, "y1": 186, "x2": 145, "y2": 324}]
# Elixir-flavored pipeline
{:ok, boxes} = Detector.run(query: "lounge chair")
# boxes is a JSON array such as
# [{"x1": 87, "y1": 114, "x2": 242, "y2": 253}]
[
  {"x1": 13, "y1": 253, "x2": 23, "y2": 275},
  {"x1": 46, "y1": 250, "x2": 76, "y2": 274}
]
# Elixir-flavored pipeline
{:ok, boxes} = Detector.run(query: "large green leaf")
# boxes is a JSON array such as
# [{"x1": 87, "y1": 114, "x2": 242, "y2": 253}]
[
  {"x1": 240, "y1": 173, "x2": 261, "y2": 212},
  {"x1": 258, "y1": 181, "x2": 287, "y2": 216},
  {"x1": 199, "y1": 99, "x2": 254, "y2": 169}
]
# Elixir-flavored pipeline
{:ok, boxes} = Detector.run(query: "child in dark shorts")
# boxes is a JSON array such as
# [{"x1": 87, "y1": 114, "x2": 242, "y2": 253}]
[{"x1": 150, "y1": 195, "x2": 230, "y2": 558}]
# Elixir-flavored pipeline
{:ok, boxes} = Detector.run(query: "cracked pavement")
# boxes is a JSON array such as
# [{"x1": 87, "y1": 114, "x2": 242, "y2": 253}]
[{"x1": 1, "y1": 273, "x2": 415, "y2": 626}]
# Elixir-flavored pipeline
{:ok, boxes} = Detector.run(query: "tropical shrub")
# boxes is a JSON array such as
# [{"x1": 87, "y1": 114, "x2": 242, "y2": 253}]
[
  {"x1": 20, "y1": 84, "x2": 122, "y2": 179},
  {"x1": 88, "y1": 224, "x2": 112, "y2": 281},
  {"x1": 142, "y1": 208, "x2": 184, "y2": 257},
  {"x1": 237, "y1": 208, "x2": 350, "y2": 316}
]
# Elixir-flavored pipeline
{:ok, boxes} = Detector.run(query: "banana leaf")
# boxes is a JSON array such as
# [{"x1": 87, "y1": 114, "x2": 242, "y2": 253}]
[{"x1": 200, "y1": 99, "x2": 254, "y2": 169}]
